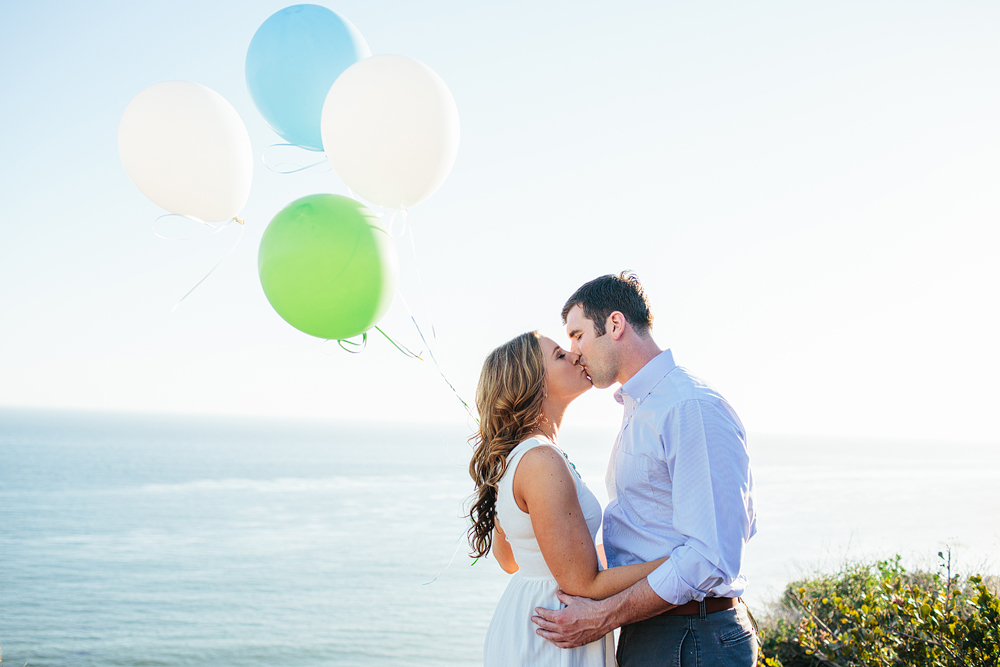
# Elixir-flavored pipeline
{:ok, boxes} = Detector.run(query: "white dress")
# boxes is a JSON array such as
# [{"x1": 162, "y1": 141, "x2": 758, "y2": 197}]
[{"x1": 483, "y1": 438, "x2": 615, "y2": 667}]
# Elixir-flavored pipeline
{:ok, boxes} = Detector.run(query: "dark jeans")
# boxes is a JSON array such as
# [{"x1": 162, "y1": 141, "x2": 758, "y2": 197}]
[{"x1": 617, "y1": 603, "x2": 758, "y2": 667}]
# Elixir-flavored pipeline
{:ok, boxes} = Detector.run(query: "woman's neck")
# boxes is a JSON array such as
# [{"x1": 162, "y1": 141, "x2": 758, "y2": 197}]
[{"x1": 533, "y1": 398, "x2": 568, "y2": 444}]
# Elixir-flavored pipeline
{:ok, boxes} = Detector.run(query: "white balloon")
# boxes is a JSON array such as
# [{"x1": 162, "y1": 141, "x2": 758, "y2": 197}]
[
  {"x1": 321, "y1": 55, "x2": 460, "y2": 209},
  {"x1": 119, "y1": 81, "x2": 253, "y2": 223}
]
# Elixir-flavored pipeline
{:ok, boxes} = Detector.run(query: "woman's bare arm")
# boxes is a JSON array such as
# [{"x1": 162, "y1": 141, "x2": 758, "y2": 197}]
[
  {"x1": 492, "y1": 522, "x2": 518, "y2": 573},
  {"x1": 513, "y1": 446, "x2": 667, "y2": 600}
]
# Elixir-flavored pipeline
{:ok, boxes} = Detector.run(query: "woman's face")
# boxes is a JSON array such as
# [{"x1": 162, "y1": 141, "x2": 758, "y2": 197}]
[{"x1": 537, "y1": 335, "x2": 592, "y2": 403}]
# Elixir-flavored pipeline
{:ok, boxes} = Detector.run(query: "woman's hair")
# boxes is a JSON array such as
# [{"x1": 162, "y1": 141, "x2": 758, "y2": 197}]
[{"x1": 466, "y1": 331, "x2": 546, "y2": 558}]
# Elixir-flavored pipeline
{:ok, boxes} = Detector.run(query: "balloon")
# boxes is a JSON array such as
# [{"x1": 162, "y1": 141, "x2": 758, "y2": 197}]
[
  {"x1": 118, "y1": 81, "x2": 253, "y2": 222},
  {"x1": 258, "y1": 194, "x2": 398, "y2": 340},
  {"x1": 246, "y1": 5, "x2": 370, "y2": 151},
  {"x1": 321, "y1": 55, "x2": 460, "y2": 209}
]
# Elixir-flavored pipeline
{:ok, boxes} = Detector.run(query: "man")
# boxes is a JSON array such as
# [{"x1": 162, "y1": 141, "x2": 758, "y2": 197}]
[{"x1": 532, "y1": 272, "x2": 758, "y2": 666}]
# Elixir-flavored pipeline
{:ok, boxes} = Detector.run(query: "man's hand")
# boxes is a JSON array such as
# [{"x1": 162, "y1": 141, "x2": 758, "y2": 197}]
[{"x1": 531, "y1": 590, "x2": 612, "y2": 648}]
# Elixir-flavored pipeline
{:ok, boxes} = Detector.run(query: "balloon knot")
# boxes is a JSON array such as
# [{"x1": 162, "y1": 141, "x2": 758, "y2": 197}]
[{"x1": 234, "y1": 217, "x2": 245, "y2": 225}]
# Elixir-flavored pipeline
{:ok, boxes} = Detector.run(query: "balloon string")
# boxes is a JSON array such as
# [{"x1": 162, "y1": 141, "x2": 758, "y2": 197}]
[
  {"x1": 397, "y1": 291, "x2": 477, "y2": 422},
  {"x1": 165, "y1": 217, "x2": 245, "y2": 313},
  {"x1": 336, "y1": 332, "x2": 368, "y2": 353},
  {"x1": 381, "y1": 208, "x2": 474, "y2": 420},
  {"x1": 153, "y1": 213, "x2": 234, "y2": 241},
  {"x1": 374, "y1": 326, "x2": 423, "y2": 359},
  {"x1": 422, "y1": 529, "x2": 469, "y2": 585},
  {"x1": 324, "y1": 328, "x2": 422, "y2": 359},
  {"x1": 261, "y1": 143, "x2": 330, "y2": 174},
  {"x1": 378, "y1": 208, "x2": 401, "y2": 236},
  {"x1": 344, "y1": 207, "x2": 473, "y2": 418},
  {"x1": 403, "y1": 209, "x2": 438, "y2": 342}
]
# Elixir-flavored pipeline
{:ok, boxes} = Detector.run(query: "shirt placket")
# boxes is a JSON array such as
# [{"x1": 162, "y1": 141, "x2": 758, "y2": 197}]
[{"x1": 606, "y1": 394, "x2": 638, "y2": 502}]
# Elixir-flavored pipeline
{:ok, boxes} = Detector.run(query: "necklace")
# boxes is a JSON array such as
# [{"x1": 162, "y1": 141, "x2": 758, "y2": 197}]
[{"x1": 560, "y1": 450, "x2": 582, "y2": 479}]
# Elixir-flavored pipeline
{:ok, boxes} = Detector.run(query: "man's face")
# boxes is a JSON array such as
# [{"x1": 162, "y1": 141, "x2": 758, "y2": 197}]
[{"x1": 565, "y1": 305, "x2": 617, "y2": 389}]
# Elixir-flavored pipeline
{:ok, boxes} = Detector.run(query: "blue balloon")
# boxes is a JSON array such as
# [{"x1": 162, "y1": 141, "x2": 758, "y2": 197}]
[{"x1": 246, "y1": 5, "x2": 370, "y2": 151}]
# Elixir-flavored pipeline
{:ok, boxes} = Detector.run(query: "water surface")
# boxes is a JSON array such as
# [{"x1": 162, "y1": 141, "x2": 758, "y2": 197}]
[{"x1": 2, "y1": 410, "x2": 997, "y2": 665}]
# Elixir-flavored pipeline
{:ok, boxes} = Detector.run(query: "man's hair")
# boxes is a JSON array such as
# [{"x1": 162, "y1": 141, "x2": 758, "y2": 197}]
[{"x1": 561, "y1": 271, "x2": 653, "y2": 336}]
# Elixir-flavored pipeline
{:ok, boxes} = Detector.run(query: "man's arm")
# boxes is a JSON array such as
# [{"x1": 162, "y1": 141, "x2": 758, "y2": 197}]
[
  {"x1": 531, "y1": 577, "x2": 673, "y2": 648},
  {"x1": 532, "y1": 399, "x2": 755, "y2": 647},
  {"x1": 644, "y1": 399, "x2": 754, "y2": 603}
]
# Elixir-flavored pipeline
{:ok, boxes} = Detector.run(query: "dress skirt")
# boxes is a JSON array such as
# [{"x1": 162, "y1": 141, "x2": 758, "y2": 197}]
[{"x1": 484, "y1": 573, "x2": 614, "y2": 667}]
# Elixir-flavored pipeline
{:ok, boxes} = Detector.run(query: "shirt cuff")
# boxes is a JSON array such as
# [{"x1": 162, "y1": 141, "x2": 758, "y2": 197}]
[{"x1": 646, "y1": 553, "x2": 703, "y2": 606}]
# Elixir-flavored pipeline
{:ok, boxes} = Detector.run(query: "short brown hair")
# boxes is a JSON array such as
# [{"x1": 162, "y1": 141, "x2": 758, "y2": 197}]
[{"x1": 561, "y1": 271, "x2": 653, "y2": 336}]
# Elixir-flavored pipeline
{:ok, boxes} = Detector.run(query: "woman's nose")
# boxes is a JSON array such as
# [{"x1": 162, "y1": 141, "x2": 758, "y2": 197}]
[{"x1": 571, "y1": 352, "x2": 581, "y2": 364}]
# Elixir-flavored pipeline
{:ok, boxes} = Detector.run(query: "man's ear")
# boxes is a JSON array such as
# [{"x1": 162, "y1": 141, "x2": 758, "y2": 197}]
[{"x1": 608, "y1": 311, "x2": 627, "y2": 341}]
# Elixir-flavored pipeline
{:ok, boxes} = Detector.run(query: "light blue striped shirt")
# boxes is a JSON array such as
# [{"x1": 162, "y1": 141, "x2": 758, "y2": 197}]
[{"x1": 603, "y1": 350, "x2": 757, "y2": 605}]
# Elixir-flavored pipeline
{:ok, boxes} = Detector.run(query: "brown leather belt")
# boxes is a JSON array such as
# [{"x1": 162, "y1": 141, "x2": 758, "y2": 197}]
[{"x1": 661, "y1": 596, "x2": 738, "y2": 616}]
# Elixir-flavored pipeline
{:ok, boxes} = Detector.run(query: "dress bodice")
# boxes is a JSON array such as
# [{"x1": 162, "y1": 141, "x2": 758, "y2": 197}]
[{"x1": 494, "y1": 437, "x2": 603, "y2": 579}]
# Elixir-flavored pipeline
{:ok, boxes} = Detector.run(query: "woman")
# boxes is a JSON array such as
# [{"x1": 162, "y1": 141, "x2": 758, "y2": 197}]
[{"x1": 468, "y1": 332, "x2": 667, "y2": 666}]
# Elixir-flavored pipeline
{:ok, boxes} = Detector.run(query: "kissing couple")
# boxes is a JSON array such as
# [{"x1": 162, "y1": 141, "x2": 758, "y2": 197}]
[{"x1": 468, "y1": 272, "x2": 758, "y2": 666}]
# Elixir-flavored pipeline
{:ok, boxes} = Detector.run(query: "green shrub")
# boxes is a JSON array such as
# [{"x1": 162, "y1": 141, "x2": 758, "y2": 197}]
[{"x1": 757, "y1": 553, "x2": 1000, "y2": 667}]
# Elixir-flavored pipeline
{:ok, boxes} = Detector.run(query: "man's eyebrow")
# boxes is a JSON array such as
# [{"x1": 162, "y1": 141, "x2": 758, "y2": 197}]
[{"x1": 567, "y1": 328, "x2": 582, "y2": 338}]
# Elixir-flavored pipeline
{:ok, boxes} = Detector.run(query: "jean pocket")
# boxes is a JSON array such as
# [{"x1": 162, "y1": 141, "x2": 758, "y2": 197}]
[{"x1": 718, "y1": 624, "x2": 755, "y2": 647}]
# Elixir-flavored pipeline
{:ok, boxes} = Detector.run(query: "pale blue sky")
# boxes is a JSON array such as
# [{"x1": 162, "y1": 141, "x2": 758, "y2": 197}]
[{"x1": 1, "y1": 1, "x2": 998, "y2": 442}]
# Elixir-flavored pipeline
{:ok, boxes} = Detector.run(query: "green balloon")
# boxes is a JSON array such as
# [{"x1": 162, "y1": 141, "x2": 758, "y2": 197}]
[{"x1": 258, "y1": 194, "x2": 398, "y2": 340}]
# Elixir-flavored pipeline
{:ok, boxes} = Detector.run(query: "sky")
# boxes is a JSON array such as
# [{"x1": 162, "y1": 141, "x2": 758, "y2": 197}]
[{"x1": 1, "y1": 0, "x2": 998, "y2": 443}]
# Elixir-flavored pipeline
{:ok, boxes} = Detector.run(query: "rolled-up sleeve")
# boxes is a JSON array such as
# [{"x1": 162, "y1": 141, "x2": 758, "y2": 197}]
[{"x1": 645, "y1": 399, "x2": 755, "y2": 605}]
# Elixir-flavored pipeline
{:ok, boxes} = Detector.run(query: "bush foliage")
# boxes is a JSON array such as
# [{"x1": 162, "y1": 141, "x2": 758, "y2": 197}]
[{"x1": 757, "y1": 553, "x2": 1000, "y2": 667}]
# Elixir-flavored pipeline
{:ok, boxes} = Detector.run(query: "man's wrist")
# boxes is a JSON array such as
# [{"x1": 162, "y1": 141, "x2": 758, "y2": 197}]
[
  {"x1": 605, "y1": 578, "x2": 675, "y2": 629},
  {"x1": 599, "y1": 589, "x2": 628, "y2": 632}
]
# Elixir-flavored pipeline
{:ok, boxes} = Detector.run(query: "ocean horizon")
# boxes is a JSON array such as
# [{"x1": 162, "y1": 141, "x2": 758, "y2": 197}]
[{"x1": 2, "y1": 408, "x2": 998, "y2": 666}]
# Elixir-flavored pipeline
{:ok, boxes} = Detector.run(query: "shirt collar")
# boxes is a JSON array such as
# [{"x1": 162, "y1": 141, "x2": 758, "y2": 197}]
[{"x1": 613, "y1": 349, "x2": 676, "y2": 407}]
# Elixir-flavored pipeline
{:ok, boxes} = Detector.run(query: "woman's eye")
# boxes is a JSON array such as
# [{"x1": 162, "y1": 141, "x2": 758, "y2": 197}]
[{"x1": 557, "y1": 353, "x2": 565, "y2": 359}]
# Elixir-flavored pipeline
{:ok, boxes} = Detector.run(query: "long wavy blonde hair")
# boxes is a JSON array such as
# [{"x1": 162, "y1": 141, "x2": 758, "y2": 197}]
[{"x1": 467, "y1": 331, "x2": 546, "y2": 558}]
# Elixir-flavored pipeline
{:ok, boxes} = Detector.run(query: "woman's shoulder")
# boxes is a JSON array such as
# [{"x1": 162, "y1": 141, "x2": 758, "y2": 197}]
[
  {"x1": 510, "y1": 436, "x2": 561, "y2": 460},
  {"x1": 512, "y1": 439, "x2": 570, "y2": 475},
  {"x1": 512, "y1": 435, "x2": 549, "y2": 450},
  {"x1": 509, "y1": 441, "x2": 578, "y2": 506},
  {"x1": 505, "y1": 437, "x2": 559, "y2": 471}
]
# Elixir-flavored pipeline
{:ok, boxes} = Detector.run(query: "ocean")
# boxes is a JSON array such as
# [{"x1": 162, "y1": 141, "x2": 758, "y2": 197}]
[{"x1": 2, "y1": 409, "x2": 998, "y2": 666}]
